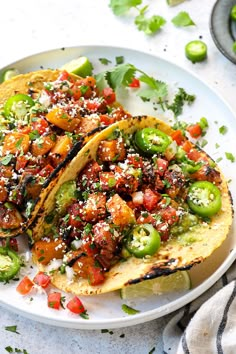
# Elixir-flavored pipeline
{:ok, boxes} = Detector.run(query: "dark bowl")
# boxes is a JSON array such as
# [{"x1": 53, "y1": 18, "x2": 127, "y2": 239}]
[{"x1": 210, "y1": 0, "x2": 236, "y2": 64}]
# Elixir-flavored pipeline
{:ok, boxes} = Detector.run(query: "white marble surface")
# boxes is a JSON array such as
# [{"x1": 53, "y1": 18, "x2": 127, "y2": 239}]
[{"x1": 0, "y1": 1, "x2": 235, "y2": 353}]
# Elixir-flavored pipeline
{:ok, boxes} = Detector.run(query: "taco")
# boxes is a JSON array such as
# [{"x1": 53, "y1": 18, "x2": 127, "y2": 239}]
[
  {"x1": 31, "y1": 116, "x2": 233, "y2": 295},
  {"x1": 0, "y1": 69, "x2": 130, "y2": 237}
]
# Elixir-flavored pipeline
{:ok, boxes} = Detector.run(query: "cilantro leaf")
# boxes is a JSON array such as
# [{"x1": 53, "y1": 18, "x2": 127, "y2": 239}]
[
  {"x1": 105, "y1": 63, "x2": 136, "y2": 90},
  {"x1": 135, "y1": 13, "x2": 166, "y2": 35},
  {"x1": 171, "y1": 11, "x2": 195, "y2": 27},
  {"x1": 1, "y1": 154, "x2": 13, "y2": 166},
  {"x1": 167, "y1": 88, "x2": 195, "y2": 117},
  {"x1": 121, "y1": 304, "x2": 140, "y2": 315},
  {"x1": 109, "y1": 0, "x2": 142, "y2": 16},
  {"x1": 138, "y1": 75, "x2": 168, "y2": 101}
]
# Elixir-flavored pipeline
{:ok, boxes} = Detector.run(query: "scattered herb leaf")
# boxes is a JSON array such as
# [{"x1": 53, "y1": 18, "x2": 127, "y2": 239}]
[
  {"x1": 172, "y1": 11, "x2": 195, "y2": 27},
  {"x1": 167, "y1": 88, "x2": 195, "y2": 117},
  {"x1": 135, "y1": 12, "x2": 166, "y2": 35},
  {"x1": 225, "y1": 152, "x2": 235, "y2": 162},
  {"x1": 116, "y1": 56, "x2": 124, "y2": 65},
  {"x1": 109, "y1": 0, "x2": 142, "y2": 16},
  {"x1": 219, "y1": 125, "x2": 227, "y2": 135},
  {"x1": 5, "y1": 325, "x2": 20, "y2": 334},
  {"x1": 121, "y1": 304, "x2": 140, "y2": 315},
  {"x1": 1, "y1": 154, "x2": 13, "y2": 166},
  {"x1": 99, "y1": 58, "x2": 112, "y2": 65}
]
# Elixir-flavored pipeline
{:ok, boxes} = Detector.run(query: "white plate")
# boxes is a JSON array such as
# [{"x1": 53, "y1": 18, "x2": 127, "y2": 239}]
[{"x1": 0, "y1": 46, "x2": 235, "y2": 330}]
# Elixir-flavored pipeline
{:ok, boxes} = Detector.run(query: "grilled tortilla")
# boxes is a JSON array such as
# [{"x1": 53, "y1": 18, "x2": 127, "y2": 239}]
[
  {"x1": 31, "y1": 116, "x2": 233, "y2": 295},
  {"x1": 0, "y1": 69, "x2": 130, "y2": 237}
]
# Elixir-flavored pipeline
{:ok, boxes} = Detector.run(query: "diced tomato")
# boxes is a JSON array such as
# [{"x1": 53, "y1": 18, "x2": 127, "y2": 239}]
[
  {"x1": 155, "y1": 158, "x2": 168, "y2": 176},
  {"x1": 16, "y1": 276, "x2": 34, "y2": 295},
  {"x1": 187, "y1": 148, "x2": 202, "y2": 162},
  {"x1": 19, "y1": 126, "x2": 32, "y2": 134},
  {"x1": 99, "y1": 114, "x2": 116, "y2": 126},
  {"x1": 58, "y1": 70, "x2": 73, "y2": 82},
  {"x1": 84, "y1": 99, "x2": 106, "y2": 113},
  {"x1": 181, "y1": 140, "x2": 193, "y2": 153},
  {"x1": 159, "y1": 206, "x2": 179, "y2": 225},
  {"x1": 47, "y1": 292, "x2": 61, "y2": 310},
  {"x1": 31, "y1": 118, "x2": 49, "y2": 135},
  {"x1": 126, "y1": 154, "x2": 143, "y2": 168},
  {"x1": 187, "y1": 123, "x2": 202, "y2": 139},
  {"x1": 15, "y1": 156, "x2": 28, "y2": 171},
  {"x1": 137, "y1": 212, "x2": 156, "y2": 226},
  {"x1": 87, "y1": 265, "x2": 105, "y2": 286},
  {"x1": 143, "y1": 188, "x2": 161, "y2": 212},
  {"x1": 39, "y1": 164, "x2": 54, "y2": 178},
  {"x1": 129, "y1": 78, "x2": 140, "y2": 88},
  {"x1": 171, "y1": 130, "x2": 185, "y2": 145},
  {"x1": 68, "y1": 202, "x2": 84, "y2": 228},
  {"x1": 33, "y1": 272, "x2": 51, "y2": 289},
  {"x1": 70, "y1": 84, "x2": 82, "y2": 100},
  {"x1": 111, "y1": 107, "x2": 132, "y2": 121},
  {"x1": 102, "y1": 87, "x2": 116, "y2": 105},
  {"x1": 67, "y1": 296, "x2": 86, "y2": 314}
]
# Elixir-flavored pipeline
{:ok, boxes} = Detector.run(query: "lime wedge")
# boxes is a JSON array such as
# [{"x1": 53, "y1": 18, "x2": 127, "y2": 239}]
[
  {"x1": 120, "y1": 271, "x2": 191, "y2": 300},
  {"x1": 166, "y1": 0, "x2": 186, "y2": 6},
  {"x1": 1, "y1": 68, "x2": 20, "y2": 82},
  {"x1": 60, "y1": 57, "x2": 93, "y2": 77}
]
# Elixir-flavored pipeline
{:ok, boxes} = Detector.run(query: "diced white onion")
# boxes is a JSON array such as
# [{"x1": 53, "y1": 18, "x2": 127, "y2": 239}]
[
  {"x1": 165, "y1": 140, "x2": 178, "y2": 161},
  {"x1": 65, "y1": 266, "x2": 75, "y2": 281},
  {"x1": 132, "y1": 191, "x2": 144, "y2": 205},
  {"x1": 46, "y1": 258, "x2": 63, "y2": 272}
]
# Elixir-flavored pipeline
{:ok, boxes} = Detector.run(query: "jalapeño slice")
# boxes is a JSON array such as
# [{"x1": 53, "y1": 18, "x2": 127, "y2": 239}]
[
  {"x1": 4, "y1": 93, "x2": 35, "y2": 119},
  {"x1": 125, "y1": 224, "x2": 161, "y2": 258},
  {"x1": 0, "y1": 246, "x2": 21, "y2": 282},
  {"x1": 135, "y1": 128, "x2": 171, "y2": 155},
  {"x1": 187, "y1": 181, "x2": 221, "y2": 217},
  {"x1": 185, "y1": 40, "x2": 207, "y2": 63}
]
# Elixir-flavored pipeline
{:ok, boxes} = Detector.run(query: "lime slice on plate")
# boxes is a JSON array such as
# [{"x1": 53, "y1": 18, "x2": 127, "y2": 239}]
[
  {"x1": 60, "y1": 57, "x2": 93, "y2": 77},
  {"x1": 120, "y1": 271, "x2": 191, "y2": 300},
  {"x1": 1, "y1": 68, "x2": 20, "y2": 82}
]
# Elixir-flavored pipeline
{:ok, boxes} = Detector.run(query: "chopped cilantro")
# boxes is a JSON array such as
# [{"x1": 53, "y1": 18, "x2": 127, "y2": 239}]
[
  {"x1": 149, "y1": 348, "x2": 156, "y2": 354},
  {"x1": 199, "y1": 117, "x2": 208, "y2": 130},
  {"x1": 199, "y1": 139, "x2": 208, "y2": 148},
  {"x1": 116, "y1": 56, "x2": 124, "y2": 65},
  {"x1": 101, "y1": 329, "x2": 109, "y2": 333},
  {"x1": 121, "y1": 304, "x2": 140, "y2": 315},
  {"x1": 138, "y1": 75, "x2": 168, "y2": 101},
  {"x1": 109, "y1": 0, "x2": 142, "y2": 16},
  {"x1": 80, "y1": 310, "x2": 89, "y2": 319},
  {"x1": 215, "y1": 143, "x2": 220, "y2": 148},
  {"x1": 5, "y1": 325, "x2": 20, "y2": 334},
  {"x1": 232, "y1": 41, "x2": 236, "y2": 53},
  {"x1": 29, "y1": 130, "x2": 40, "y2": 141},
  {"x1": 219, "y1": 125, "x2": 227, "y2": 135},
  {"x1": 1, "y1": 154, "x2": 13, "y2": 166},
  {"x1": 99, "y1": 58, "x2": 112, "y2": 65},
  {"x1": 216, "y1": 157, "x2": 222, "y2": 163},
  {"x1": 80, "y1": 85, "x2": 89, "y2": 95},
  {"x1": 167, "y1": 88, "x2": 195, "y2": 117},
  {"x1": 15, "y1": 137, "x2": 24, "y2": 149},
  {"x1": 171, "y1": 11, "x2": 195, "y2": 27},
  {"x1": 105, "y1": 63, "x2": 136, "y2": 90},
  {"x1": 225, "y1": 152, "x2": 235, "y2": 162}
]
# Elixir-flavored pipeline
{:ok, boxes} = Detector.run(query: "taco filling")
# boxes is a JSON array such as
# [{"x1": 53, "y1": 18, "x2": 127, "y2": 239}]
[
  {"x1": 32, "y1": 117, "x2": 232, "y2": 295},
  {"x1": 0, "y1": 70, "x2": 130, "y2": 236}
]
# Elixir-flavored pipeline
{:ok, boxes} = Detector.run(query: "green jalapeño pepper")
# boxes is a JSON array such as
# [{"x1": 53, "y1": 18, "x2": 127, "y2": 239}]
[
  {"x1": 187, "y1": 181, "x2": 222, "y2": 218},
  {"x1": 125, "y1": 224, "x2": 161, "y2": 258},
  {"x1": 134, "y1": 128, "x2": 171, "y2": 155},
  {"x1": 0, "y1": 246, "x2": 21, "y2": 282},
  {"x1": 4, "y1": 93, "x2": 35, "y2": 119}
]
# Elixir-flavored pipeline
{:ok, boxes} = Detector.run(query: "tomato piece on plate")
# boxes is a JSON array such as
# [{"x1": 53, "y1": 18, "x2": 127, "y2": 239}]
[
  {"x1": 67, "y1": 296, "x2": 85, "y2": 314},
  {"x1": 48, "y1": 292, "x2": 61, "y2": 310},
  {"x1": 129, "y1": 78, "x2": 140, "y2": 88},
  {"x1": 33, "y1": 272, "x2": 51, "y2": 289},
  {"x1": 16, "y1": 276, "x2": 34, "y2": 295},
  {"x1": 102, "y1": 87, "x2": 116, "y2": 105},
  {"x1": 187, "y1": 123, "x2": 202, "y2": 139}
]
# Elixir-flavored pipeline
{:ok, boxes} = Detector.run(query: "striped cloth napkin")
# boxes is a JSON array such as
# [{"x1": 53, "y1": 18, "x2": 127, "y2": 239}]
[{"x1": 162, "y1": 262, "x2": 236, "y2": 354}]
